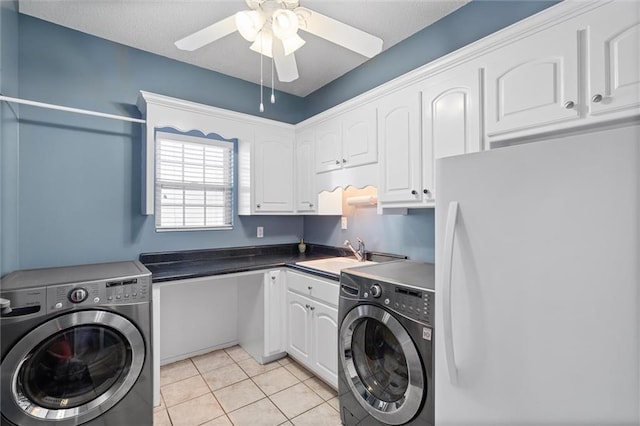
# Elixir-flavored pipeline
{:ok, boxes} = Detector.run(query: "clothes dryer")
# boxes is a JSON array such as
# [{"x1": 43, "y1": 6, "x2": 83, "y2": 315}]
[{"x1": 0, "y1": 261, "x2": 152, "y2": 426}]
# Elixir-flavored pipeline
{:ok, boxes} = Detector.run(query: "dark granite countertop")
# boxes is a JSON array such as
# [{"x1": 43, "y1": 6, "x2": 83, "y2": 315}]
[{"x1": 140, "y1": 244, "x2": 405, "y2": 283}]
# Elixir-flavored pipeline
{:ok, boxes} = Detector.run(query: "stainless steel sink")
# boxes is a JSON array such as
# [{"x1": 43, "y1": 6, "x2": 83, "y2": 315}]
[{"x1": 296, "y1": 257, "x2": 377, "y2": 275}]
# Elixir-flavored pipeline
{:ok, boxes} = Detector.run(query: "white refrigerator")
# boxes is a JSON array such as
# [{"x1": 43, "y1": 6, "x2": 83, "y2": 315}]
[{"x1": 434, "y1": 125, "x2": 639, "y2": 425}]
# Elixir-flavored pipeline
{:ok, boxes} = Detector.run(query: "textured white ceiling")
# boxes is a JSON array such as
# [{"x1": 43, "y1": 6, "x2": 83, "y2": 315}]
[{"x1": 18, "y1": 0, "x2": 469, "y2": 97}]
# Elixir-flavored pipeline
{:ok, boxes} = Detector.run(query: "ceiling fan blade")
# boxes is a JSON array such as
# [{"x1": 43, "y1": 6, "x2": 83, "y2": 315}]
[
  {"x1": 273, "y1": 40, "x2": 299, "y2": 82},
  {"x1": 175, "y1": 15, "x2": 237, "y2": 51},
  {"x1": 295, "y1": 7, "x2": 383, "y2": 58}
]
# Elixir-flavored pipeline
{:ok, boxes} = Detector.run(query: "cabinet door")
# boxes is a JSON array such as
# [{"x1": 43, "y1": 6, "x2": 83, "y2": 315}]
[
  {"x1": 342, "y1": 105, "x2": 378, "y2": 168},
  {"x1": 588, "y1": 1, "x2": 640, "y2": 118},
  {"x1": 485, "y1": 24, "x2": 580, "y2": 137},
  {"x1": 254, "y1": 133, "x2": 294, "y2": 213},
  {"x1": 286, "y1": 291, "x2": 311, "y2": 364},
  {"x1": 315, "y1": 119, "x2": 342, "y2": 173},
  {"x1": 295, "y1": 132, "x2": 316, "y2": 213},
  {"x1": 422, "y1": 69, "x2": 482, "y2": 202},
  {"x1": 264, "y1": 270, "x2": 286, "y2": 356},
  {"x1": 311, "y1": 302, "x2": 339, "y2": 388},
  {"x1": 378, "y1": 87, "x2": 423, "y2": 204}
]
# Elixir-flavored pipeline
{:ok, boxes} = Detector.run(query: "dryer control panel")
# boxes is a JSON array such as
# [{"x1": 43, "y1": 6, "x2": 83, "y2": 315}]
[{"x1": 47, "y1": 275, "x2": 150, "y2": 312}]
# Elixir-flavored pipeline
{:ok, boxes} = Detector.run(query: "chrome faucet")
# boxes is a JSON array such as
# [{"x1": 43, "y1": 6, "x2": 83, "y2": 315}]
[{"x1": 344, "y1": 238, "x2": 366, "y2": 262}]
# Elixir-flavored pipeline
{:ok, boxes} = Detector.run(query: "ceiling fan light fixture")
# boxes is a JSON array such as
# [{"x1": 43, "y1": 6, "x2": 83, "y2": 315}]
[
  {"x1": 280, "y1": 0, "x2": 300, "y2": 8},
  {"x1": 272, "y1": 9, "x2": 298, "y2": 40},
  {"x1": 250, "y1": 30, "x2": 274, "y2": 58},
  {"x1": 235, "y1": 10, "x2": 265, "y2": 42},
  {"x1": 281, "y1": 33, "x2": 305, "y2": 56}
]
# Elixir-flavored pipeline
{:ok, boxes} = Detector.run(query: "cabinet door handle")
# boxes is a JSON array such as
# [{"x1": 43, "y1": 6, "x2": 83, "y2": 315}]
[
  {"x1": 256, "y1": 204, "x2": 261, "y2": 209},
  {"x1": 592, "y1": 94, "x2": 603, "y2": 103},
  {"x1": 564, "y1": 101, "x2": 575, "y2": 109},
  {"x1": 335, "y1": 160, "x2": 340, "y2": 165},
  {"x1": 423, "y1": 189, "x2": 430, "y2": 194},
  {"x1": 309, "y1": 306, "x2": 315, "y2": 311},
  {"x1": 309, "y1": 203, "x2": 314, "y2": 208},
  {"x1": 305, "y1": 304, "x2": 310, "y2": 309},
  {"x1": 411, "y1": 190, "x2": 417, "y2": 195},
  {"x1": 342, "y1": 158, "x2": 347, "y2": 163},
  {"x1": 307, "y1": 286, "x2": 313, "y2": 290}
]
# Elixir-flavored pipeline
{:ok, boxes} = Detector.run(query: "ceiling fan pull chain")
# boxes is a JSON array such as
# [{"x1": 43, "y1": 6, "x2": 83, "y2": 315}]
[
  {"x1": 270, "y1": 54, "x2": 276, "y2": 104},
  {"x1": 259, "y1": 31, "x2": 264, "y2": 113}
]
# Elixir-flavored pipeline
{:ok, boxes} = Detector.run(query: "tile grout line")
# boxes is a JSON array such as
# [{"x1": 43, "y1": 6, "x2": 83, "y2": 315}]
[{"x1": 159, "y1": 347, "x2": 339, "y2": 426}]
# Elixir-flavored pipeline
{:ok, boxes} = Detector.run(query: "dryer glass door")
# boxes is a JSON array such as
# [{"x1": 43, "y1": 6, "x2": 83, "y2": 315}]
[
  {"x1": 1, "y1": 310, "x2": 145, "y2": 426},
  {"x1": 340, "y1": 304, "x2": 424, "y2": 425}
]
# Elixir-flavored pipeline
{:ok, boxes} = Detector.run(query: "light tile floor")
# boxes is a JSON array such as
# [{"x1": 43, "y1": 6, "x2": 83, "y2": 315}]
[{"x1": 154, "y1": 345, "x2": 342, "y2": 426}]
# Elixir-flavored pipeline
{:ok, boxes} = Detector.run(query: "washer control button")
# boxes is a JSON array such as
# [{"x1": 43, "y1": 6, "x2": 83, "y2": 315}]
[
  {"x1": 55, "y1": 302, "x2": 63, "y2": 309},
  {"x1": 93, "y1": 297, "x2": 100, "y2": 303},
  {"x1": 363, "y1": 292, "x2": 369, "y2": 298},
  {"x1": 68, "y1": 288, "x2": 88, "y2": 304},
  {"x1": 370, "y1": 284, "x2": 382, "y2": 298},
  {"x1": 384, "y1": 298, "x2": 390, "y2": 305}
]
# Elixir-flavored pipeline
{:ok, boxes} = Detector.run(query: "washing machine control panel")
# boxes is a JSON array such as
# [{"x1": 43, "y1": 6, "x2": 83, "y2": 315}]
[
  {"x1": 347, "y1": 278, "x2": 434, "y2": 325},
  {"x1": 46, "y1": 275, "x2": 150, "y2": 312}
]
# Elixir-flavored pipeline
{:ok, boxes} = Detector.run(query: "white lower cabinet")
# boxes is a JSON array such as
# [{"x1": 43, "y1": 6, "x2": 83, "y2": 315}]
[
  {"x1": 286, "y1": 271, "x2": 339, "y2": 388},
  {"x1": 286, "y1": 291, "x2": 313, "y2": 364},
  {"x1": 264, "y1": 270, "x2": 286, "y2": 357},
  {"x1": 310, "y1": 301, "x2": 339, "y2": 385}
]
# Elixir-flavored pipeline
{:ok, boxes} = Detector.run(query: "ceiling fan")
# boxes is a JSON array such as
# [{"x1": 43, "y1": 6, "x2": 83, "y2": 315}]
[{"x1": 175, "y1": 0, "x2": 384, "y2": 84}]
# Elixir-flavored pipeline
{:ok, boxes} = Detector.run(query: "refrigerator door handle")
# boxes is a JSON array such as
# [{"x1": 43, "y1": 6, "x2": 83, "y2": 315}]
[{"x1": 442, "y1": 201, "x2": 459, "y2": 385}]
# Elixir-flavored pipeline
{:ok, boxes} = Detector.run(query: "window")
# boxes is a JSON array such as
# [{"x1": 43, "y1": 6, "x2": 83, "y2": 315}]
[{"x1": 155, "y1": 131, "x2": 234, "y2": 230}]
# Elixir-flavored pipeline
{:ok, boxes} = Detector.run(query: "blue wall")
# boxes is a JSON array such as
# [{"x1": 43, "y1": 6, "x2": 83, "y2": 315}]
[
  {"x1": 304, "y1": 209, "x2": 436, "y2": 262},
  {"x1": 304, "y1": 1, "x2": 559, "y2": 117},
  {"x1": 1, "y1": 1, "x2": 20, "y2": 275},
  {"x1": 11, "y1": 15, "x2": 304, "y2": 272},
  {"x1": 1, "y1": 1, "x2": 559, "y2": 274}
]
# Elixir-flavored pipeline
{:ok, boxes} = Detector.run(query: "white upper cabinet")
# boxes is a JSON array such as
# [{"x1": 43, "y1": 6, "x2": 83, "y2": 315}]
[
  {"x1": 253, "y1": 129, "x2": 295, "y2": 213},
  {"x1": 378, "y1": 67, "x2": 483, "y2": 209},
  {"x1": 484, "y1": 23, "x2": 580, "y2": 138},
  {"x1": 314, "y1": 106, "x2": 377, "y2": 174},
  {"x1": 315, "y1": 119, "x2": 342, "y2": 173},
  {"x1": 295, "y1": 131, "x2": 316, "y2": 213},
  {"x1": 378, "y1": 86, "x2": 423, "y2": 205},
  {"x1": 588, "y1": 1, "x2": 640, "y2": 119},
  {"x1": 483, "y1": 1, "x2": 639, "y2": 141},
  {"x1": 341, "y1": 105, "x2": 378, "y2": 168},
  {"x1": 421, "y1": 68, "x2": 483, "y2": 203}
]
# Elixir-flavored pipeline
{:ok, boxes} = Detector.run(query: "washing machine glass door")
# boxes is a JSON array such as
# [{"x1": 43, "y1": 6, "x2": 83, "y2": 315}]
[
  {"x1": 340, "y1": 304, "x2": 424, "y2": 425},
  {"x1": 1, "y1": 310, "x2": 145, "y2": 426}
]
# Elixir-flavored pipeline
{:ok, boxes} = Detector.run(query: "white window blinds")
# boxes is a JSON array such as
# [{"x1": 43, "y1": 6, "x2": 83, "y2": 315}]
[{"x1": 155, "y1": 131, "x2": 234, "y2": 230}]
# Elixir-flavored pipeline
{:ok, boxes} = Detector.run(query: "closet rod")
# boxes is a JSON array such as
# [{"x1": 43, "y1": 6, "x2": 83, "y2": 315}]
[{"x1": 0, "y1": 95, "x2": 146, "y2": 124}]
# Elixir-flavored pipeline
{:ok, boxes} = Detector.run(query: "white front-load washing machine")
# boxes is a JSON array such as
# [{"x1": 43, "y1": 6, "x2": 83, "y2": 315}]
[{"x1": 0, "y1": 261, "x2": 152, "y2": 426}]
